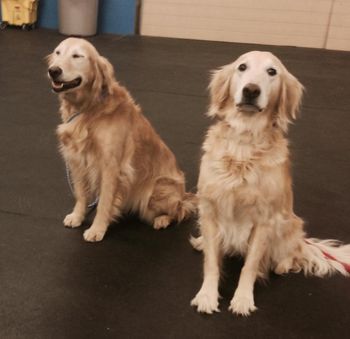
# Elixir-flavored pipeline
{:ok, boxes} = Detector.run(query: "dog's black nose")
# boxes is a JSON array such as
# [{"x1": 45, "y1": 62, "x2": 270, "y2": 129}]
[
  {"x1": 48, "y1": 66, "x2": 62, "y2": 80},
  {"x1": 242, "y1": 84, "x2": 261, "y2": 100}
]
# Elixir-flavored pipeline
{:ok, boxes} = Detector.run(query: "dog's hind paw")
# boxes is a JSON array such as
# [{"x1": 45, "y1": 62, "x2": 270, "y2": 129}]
[
  {"x1": 153, "y1": 215, "x2": 171, "y2": 230},
  {"x1": 191, "y1": 291, "x2": 220, "y2": 314},
  {"x1": 63, "y1": 213, "x2": 83, "y2": 228},
  {"x1": 189, "y1": 235, "x2": 204, "y2": 251},
  {"x1": 229, "y1": 294, "x2": 257, "y2": 316},
  {"x1": 83, "y1": 227, "x2": 106, "y2": 242}
]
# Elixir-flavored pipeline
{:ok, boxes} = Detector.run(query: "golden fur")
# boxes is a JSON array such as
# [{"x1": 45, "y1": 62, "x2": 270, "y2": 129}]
[
  {"x1": 191, "y1": 51, "x2": 350, "y2": 316},
  {"x1": 47, "y1": 38, "x2": 195, "y2": 242}
]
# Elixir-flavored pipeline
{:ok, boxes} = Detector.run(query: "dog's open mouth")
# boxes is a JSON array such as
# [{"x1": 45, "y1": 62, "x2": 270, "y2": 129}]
[
  {"x1": 237, "y1": 103, "x2": 262, "y2": 114},
  {"x1": 51, "y1": 77, "x2": 82, "y2": 93}
]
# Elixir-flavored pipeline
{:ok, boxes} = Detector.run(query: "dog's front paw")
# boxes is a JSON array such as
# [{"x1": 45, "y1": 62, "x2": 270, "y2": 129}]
[
  {"x1": 191, "y1": 291, "x2": 220, "y2": 314},
  {"x1": 153, "y1": 215, "x2": 171, "y2": 230},
  {"x1": 229, "y1": 293, "x2": 257, "y2": 316},
  {"x1": 83, "y1": 227, "x2": 106, "y2": 242},
  {"x1": 63, "y1": 213, "x2": 84, "y2": 228}
]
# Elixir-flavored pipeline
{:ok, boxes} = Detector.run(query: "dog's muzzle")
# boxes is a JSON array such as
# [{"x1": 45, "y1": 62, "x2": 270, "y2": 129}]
[
  {"x1": 48, "y1": 66, "x2": 82, "y2": 93},
  {"x1": 237, "y1": 83, "x2": 262, "y2": 113}
]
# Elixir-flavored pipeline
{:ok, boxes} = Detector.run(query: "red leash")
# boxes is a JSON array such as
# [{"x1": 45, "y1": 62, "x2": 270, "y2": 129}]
[
  {"x1": 305, "y1": 239, "x2": 350, "y2": 274},
  {"x1": 321, "y1": 250, "x2": 350, "y2": 273}
]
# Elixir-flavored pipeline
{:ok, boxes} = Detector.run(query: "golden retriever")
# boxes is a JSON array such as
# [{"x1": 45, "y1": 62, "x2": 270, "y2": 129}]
[
  {"x1": 47, "y1": 38, "x2": 196, "y2": 242},
  {"x1": 191, "y1": 51, "x2": 350, "y2": 316}
]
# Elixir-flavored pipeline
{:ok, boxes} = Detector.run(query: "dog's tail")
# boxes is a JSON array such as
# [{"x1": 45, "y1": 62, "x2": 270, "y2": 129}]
[
  {"x1": 189, "y1": 235, "x2": 350, "y2": 275},
  {"x1": 300, "y1": 238, "x2": 350, "y2": 277},
  {"x1": 177, "y1": 192, "x2": 198, "y2": 222}
]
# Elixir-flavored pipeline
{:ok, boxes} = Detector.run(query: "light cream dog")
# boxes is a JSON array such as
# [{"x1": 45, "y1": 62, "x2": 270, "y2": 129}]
[
  {"x1": 191, "y1": 51, "x2": 350, "y2": 316},
  {"x1": 47, "y1": 38, "x2": 196, "y2": 242}
]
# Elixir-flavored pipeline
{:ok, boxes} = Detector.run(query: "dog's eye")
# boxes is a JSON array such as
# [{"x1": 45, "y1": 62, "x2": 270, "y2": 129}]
[
  {"x1": 267, "y1": 68, "x2": 277, "y2": 76},
  {"x1": 238, "y1": 63, "x2": 247, "y2": 72},
  {"x1": 55, "y1": 51, "x2": 60, "y2": 55},
  {"x1": 72, "y1": 54, "x2": 83, "y2": 59}
]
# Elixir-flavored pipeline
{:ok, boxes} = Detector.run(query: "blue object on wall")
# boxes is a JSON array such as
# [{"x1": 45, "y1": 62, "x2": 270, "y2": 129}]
[
  {"x1": 36, "y1": 0, "x2": 136, "y2": 34},
  {"x1": 38, "y1": 1, "x2": 59, "y2": 29},
  {"x1": 99, "y1": 0, "x2": 136, "y2": 34}
]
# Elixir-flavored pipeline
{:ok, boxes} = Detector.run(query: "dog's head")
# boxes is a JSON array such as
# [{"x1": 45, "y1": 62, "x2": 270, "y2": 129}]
[
  {"x1": 46, "y1": 38, "x2": 115, "y2": 99},
  {"x1": 208, "y1": 51, "x2": 304, "y2": 132}
]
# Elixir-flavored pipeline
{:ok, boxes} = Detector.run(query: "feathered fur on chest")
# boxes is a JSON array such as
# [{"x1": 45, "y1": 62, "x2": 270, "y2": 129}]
[
  {"x1": 56, "y1": 118, "x2": 92, "y2": 157},
  {"x1": 199, "y1": 122, "x2": 289, "y2": 198},
  {"x1": 56, "y1": 118, "x2": 102, "y2": 192}
]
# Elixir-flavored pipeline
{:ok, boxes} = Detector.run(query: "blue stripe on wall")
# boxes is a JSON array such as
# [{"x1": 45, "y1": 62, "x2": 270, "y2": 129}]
[
  {"x1": 36, "y1": 0, "x2": 136, "y2": 34},
  {"x1": 99, "y1": 0, "x2": 136, "y2": 34},
  {"x1": 38, "y1": 1, "x2": 59, "y2": 29}
]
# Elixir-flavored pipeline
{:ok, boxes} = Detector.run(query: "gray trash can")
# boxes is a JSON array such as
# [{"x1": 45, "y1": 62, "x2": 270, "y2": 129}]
[{"x1": 58, "y1": 0, "x2": 99, "y2": 36}]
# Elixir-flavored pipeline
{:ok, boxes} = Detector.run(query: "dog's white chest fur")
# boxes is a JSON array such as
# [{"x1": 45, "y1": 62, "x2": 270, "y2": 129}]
[{"x1": 199, "y1": 122, "x2": 288, "y2": 255}]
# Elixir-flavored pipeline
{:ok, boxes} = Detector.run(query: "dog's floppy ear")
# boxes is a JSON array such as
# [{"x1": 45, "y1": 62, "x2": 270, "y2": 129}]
[
  {"x1": 44, "y1": 53, "x2": 53, "y2": 65},
  {"x1": 207, "y1": 64, "x2": 234, "y2": 118},
  {"x1": 275, "y1": 69, "x2": 304, "y2": 132},
  {"x1": 92, "y1": 55, "x2": 115, "y2": 98}
]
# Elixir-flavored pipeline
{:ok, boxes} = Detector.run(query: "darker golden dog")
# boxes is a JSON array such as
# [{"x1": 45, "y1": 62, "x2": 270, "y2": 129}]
[{"x1": 47, "y1": 38, "x2": 196, "y2": 242}]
